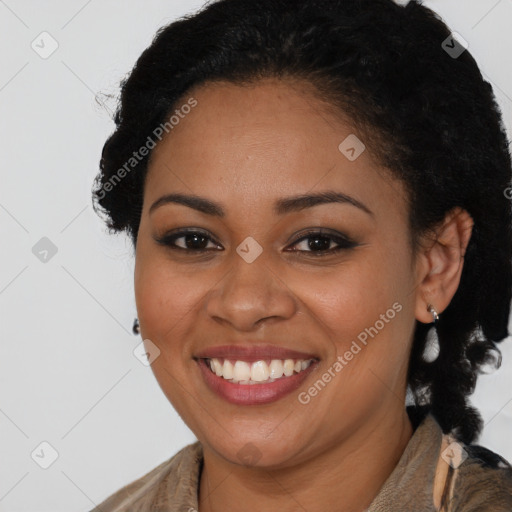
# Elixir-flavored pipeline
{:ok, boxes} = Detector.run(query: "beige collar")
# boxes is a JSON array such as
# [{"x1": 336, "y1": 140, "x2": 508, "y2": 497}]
[{"x1": 96, "y1": 413, "x2": 451, "y2": 511}]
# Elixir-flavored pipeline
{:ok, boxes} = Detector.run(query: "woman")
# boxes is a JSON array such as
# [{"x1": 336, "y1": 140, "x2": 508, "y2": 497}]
[{"x1": 91, "y1": 0, "x2": 512, "y2": 510}]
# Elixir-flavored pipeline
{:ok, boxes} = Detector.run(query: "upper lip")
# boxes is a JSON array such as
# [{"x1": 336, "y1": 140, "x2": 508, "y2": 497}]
[{"x1": 195, "y1": 344, "x2": 319, "y2": 362}]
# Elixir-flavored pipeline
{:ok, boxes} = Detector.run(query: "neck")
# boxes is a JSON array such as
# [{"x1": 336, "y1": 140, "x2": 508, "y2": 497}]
[{"x1": 198, "y1": 408, "x2": 413, "y2": 512}]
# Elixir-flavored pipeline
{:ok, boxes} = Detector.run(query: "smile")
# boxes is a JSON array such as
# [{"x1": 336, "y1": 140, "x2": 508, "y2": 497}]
[
  {"x1": 205, "y1": 357, "x2": 315, "y2": 384},
  {"x1": 196, "y1": 356, "x2": 319, "y2": 405}
]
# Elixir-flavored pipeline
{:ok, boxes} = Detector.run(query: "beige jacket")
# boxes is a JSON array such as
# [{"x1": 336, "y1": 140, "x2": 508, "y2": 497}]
[{"x1": 90, "y1": 413, "x2": 512, "y2": 511}]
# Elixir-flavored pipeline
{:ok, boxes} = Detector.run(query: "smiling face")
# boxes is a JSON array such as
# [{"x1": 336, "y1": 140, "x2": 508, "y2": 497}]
[{"x1": 134, "y1": 77, "x2": 421, "y2": 468}]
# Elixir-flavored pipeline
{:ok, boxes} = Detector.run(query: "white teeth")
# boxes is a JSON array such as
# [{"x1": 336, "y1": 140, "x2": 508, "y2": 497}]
[
  {"x1": 251, "y1": 360, "x2": 270, "y2": 382},
  {"x1": 283, "y1": 359, "x2": 294, "y2": 377},
  {"x1": 233, "y1": 361, "x2": 251, "y2": 381},
  {"x1": 269, "y1": 359, "x2": 284, "y2": 379},
  {"x1": 222, "y1": 359, "x2": 234, "y2": 380},
  {"x1": 212, "y1": 359, "x2": 223, "y2": 377},
  {"x1": 206, "y1": 357, "x2": 314, "y2": 384}
]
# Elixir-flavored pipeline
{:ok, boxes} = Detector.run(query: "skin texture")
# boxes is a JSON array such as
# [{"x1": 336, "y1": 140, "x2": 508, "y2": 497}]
[{"x1": 134, "y1": 78, "x2": 474, "y2": 512}]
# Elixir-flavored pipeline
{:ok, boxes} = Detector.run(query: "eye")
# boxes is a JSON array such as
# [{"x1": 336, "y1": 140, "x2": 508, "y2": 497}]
[
  {"x1": 285, "y1": 229, "x2": 358, "y2": 256},
  {"x1": 154, "y1": 228, "x2": 358, "y2": 257},
  {"x1": 154, "y1": 229, "x2": 222, "y2": 252}
]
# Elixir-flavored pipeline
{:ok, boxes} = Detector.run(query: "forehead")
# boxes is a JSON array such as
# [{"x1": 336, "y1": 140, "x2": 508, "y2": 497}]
[{"x1": 144, "y1": 78, "x2": 408, "y2": 221}]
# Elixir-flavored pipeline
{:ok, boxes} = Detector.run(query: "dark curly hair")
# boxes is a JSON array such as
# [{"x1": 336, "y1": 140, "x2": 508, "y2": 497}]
[{"x1": 92, "y1": 0, "x2": 512, "y2": 444}]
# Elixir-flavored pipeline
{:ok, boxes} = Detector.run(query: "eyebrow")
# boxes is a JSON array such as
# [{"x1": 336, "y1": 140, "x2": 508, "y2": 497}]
[{"x1": 149, "y1": 190, "x2": 374, "y2": 217}]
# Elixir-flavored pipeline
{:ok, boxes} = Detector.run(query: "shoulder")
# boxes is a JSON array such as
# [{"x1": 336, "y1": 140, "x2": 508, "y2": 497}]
[
  {"x1": 89, "y1": 441, "x2": 202, "y2": 512},
  {"x1": 448, "y1": 441, "x2": 512, "y2": 511}
]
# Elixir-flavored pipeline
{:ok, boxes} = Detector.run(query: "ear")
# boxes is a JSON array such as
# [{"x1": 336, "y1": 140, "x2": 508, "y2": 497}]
[{"x1": 414, "y1": 207, "x2": 474, "y2": 324}]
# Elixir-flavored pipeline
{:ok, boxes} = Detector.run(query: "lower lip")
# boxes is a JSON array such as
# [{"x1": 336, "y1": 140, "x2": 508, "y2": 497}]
[{"x1": 197, "y1": 358, "x2": 318, "y2": 405}]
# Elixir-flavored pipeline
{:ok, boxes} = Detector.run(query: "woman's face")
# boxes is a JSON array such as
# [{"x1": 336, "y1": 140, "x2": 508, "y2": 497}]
[{"x1": 134, "y1": 78, "x2": 421, "y2": 467}]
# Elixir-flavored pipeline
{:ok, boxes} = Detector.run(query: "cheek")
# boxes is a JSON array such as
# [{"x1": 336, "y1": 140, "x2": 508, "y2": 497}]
[
  {"x1": 301, "y1": 244, "x2": 414, "y2": 387},
  {"x1": 134, "y1": 250, "x2": 205, "y2": 354},
  {"x1": 304, "y1": 254, "x2": 400, "y2": 332},
  {"x1": 133, "y1": 252, "x2": 209, "y2": 419}
]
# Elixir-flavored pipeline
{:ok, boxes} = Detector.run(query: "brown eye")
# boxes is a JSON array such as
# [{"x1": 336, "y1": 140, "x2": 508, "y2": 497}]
[
  {"x1": 155, "y1": 229, "x2": 222, "y2": 252},
  {"x1": 286, "y1": 230, "x2": 358, "y2": 256}
]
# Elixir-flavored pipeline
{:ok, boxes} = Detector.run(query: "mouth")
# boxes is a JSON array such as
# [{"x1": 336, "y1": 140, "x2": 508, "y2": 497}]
[
  {"x1": 204, "y1": 357, "x2": 315, "y2": 384},
  {"x1": 195, "y1": 345, "x2": 319, "y2": 405}
]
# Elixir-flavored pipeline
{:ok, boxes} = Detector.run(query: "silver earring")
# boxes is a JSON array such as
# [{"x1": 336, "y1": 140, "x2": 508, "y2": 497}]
[
  {"x1": 424, "y1": 304, "x2": 440, "y2": 363},
  {"x1": 427, "y1": 303, "x2": 439, "y2": 324},
  {"x1": 132, "y1": 318, "x2": 140, "y2": 335}
]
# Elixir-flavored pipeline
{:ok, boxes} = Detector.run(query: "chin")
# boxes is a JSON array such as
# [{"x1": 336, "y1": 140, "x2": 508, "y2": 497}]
[{"x1": 200, "y1": 425, "x2": 310, "y2": 469}]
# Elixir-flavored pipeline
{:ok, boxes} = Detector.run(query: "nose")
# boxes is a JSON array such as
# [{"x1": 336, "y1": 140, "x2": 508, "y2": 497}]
[{"x1": 205, "y1": 250, "x2": 297, "y2": 332}]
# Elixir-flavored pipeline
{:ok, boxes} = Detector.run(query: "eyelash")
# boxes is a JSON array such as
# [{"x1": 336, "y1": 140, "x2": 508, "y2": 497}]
[{"x1": 155, "y1": 228, "x2": 358, "y2": 257}]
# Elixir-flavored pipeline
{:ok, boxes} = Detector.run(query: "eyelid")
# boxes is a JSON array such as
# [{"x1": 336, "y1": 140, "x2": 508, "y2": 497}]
[
  {"x1": 286, "y1": 229, "x2": 358, "y2": 254},
  {"x1": 155, "y1": 228, "x2": 222, "y2": 250},
  {"x1": 154, "y1": 227, "x2": 358, "y2": 256},
  {"x1": 287, "y1": 227, "x2": 355, "y2": 244}
]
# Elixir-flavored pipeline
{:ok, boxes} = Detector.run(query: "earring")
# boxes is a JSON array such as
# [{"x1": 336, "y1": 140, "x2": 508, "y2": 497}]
[
  {"x1": 132, "y1": 317, "x2": 140, "y2": 335},
  {"x1": 424, "y1": 304, "x2": 440, "y2": 363},
  {"x1": 427, "y1": 303, "x2": 439, "y2": 324}
]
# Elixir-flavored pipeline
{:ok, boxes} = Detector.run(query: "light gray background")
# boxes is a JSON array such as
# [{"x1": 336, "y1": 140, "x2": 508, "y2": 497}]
[{"x1": 1, "y1": 1, "x2": 511, "y2": 510}]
